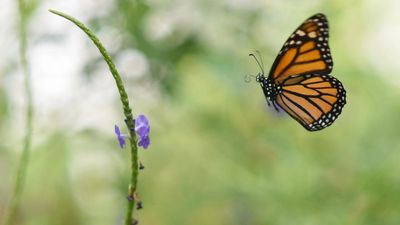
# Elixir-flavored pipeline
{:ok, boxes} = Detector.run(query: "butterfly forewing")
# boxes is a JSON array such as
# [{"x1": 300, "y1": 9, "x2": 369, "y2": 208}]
[{"x1": 269, "y1": 14, "x2": 333, "y2": 83}]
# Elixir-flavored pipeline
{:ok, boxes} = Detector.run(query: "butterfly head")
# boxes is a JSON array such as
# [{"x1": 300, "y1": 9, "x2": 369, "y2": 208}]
[
  {"x1": 249, "y1": 52, "x2": 280, "y2": 101},
  {"x1": 255, "y1": 73, "x2": 264, "y2": 83}
]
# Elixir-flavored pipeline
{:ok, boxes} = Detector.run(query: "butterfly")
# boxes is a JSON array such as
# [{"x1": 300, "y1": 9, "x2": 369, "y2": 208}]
[{"x1": 250, "y1": 13, "x2": 346, "y2": 131}]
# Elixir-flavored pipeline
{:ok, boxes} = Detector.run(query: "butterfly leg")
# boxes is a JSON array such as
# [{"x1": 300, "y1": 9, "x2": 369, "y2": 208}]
[
  {"x1": 266, "y1": 98, "x2": 280, "y2": 112},
  {"x1": 272, "y1": 100, "x2": 280, "y2": 112}
]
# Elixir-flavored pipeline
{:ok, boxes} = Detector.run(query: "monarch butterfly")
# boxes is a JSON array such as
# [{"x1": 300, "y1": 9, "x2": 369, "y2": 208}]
[{"x1": 251, "y1": 13, "x2": 346, "y2": 131}]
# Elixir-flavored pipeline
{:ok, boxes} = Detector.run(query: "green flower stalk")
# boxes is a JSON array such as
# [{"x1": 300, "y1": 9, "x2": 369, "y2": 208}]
[
  {"x1": 3, "y1": 0, "x2": 34, "y2": 224},
  {"x1": 49, "y1": 9, "x2": 140, "y2": 224}
]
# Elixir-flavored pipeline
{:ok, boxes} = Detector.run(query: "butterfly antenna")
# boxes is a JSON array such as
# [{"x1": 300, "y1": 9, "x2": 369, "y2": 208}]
[
  {"x1": 249, "y1": 53, "x2": 265, "y2": 75},
  {"x1": 255, "y1": 50, "x2": 266, "y2": 74}
]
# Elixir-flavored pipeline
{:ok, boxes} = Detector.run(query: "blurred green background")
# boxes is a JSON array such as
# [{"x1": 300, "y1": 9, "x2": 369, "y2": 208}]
[{"x1": 1, "y1": 0, "x2": 400, "y2": 224}]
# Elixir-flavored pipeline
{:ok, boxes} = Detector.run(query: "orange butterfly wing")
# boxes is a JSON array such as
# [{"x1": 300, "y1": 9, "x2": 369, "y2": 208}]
[
  {"x1": 276, "y1": 74, "x2": 346, "y2": 131},
  {"x1": 255, "y1": 13, "x2": 346, "y2": 131},
  {"x1": 269, "y1": 14, "x2": 333, "y2": 83}
]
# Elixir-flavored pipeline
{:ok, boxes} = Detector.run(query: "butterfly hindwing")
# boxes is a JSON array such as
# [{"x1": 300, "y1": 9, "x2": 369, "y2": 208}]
[
  {"x1": 269, "y1": 13, "x2": 333, "y2": 83},
  {"x1": 276, "y1": 74, "x2": 346, "y2": 131}
]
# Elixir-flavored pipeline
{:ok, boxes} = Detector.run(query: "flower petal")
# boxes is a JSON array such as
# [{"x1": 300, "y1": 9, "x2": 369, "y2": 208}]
[
  {"x1": 115, "y1": 125, "x2": 121, "y2": 135},
  {"x1": 135, "y1": 115, "x2": 149, "y2": 130},
  {"x1": 138, "y1": 136, "x2": 150, "y2": 149},
  {"x1": 114, "y1": 124, "x2": 126, "y2": 149},
  {"x1": 118, "y1": 136, "x2": 126, "y2": 148},
  {"x1": 135, "y1": 125, "x2": 149, "y2": 137}
]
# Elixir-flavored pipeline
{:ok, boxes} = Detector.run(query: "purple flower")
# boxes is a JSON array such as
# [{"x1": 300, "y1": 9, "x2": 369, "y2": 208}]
[
  {"x1": 114, "y1": 125, "x2": 126, "y2": 148},
  {"x1": 138, "y1": 135, "x2": 150, "y2": 149},
  {"x1": 135, "y1": 115, "x2": 150, "y2": 149}
]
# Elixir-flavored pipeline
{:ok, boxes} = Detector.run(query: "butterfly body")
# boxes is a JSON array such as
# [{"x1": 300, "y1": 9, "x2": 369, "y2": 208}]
[
  {"x1": 256, "y1": 74, "x2": 281, "y2": 102},
  {"x1": 252, "y1": 13, "x2": 346, "y2": 131}
]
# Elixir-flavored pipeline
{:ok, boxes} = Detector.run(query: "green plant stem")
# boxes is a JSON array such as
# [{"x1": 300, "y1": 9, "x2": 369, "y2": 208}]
[
  {"x1": 49, "y1": 9, "x2": 139, "y2": 225},
  {"x1": 3, "y1": 0, "x2": 33, "y2": 225}
]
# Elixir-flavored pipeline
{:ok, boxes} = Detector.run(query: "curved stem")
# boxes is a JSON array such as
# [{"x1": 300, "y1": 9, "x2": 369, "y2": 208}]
[
  {"x1": 49, "y1": 9, "x2": 139, "y2": 225},
  {"x1": 3, "y1": 0, "x2": 33, "y2": 225}
]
